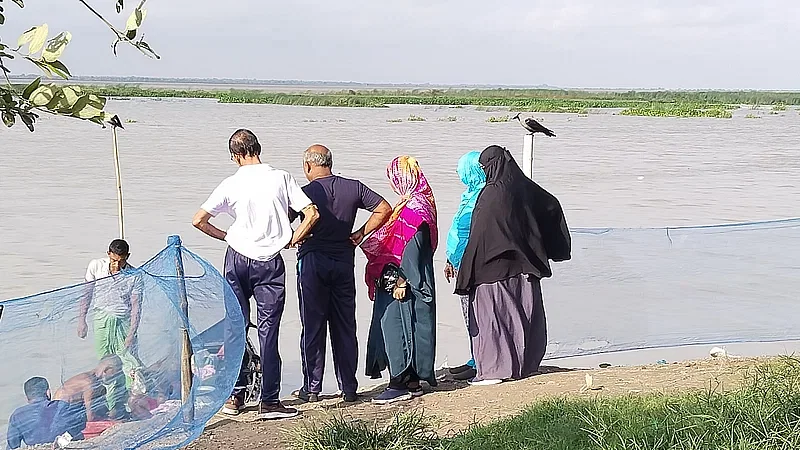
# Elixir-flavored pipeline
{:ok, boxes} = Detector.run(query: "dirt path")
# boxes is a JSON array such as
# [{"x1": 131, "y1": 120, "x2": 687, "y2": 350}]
[{"x1": 187, "y1": 357, "x2": 762, "y2": 450}]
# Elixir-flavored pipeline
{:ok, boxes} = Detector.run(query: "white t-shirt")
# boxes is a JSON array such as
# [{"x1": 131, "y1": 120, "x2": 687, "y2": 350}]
[
  {"x1": 85, "y1": 257, "x2": 142, "y2": 318},
  {"x1": 201, "y1": 164, "x2": 312, "y2": 261}
]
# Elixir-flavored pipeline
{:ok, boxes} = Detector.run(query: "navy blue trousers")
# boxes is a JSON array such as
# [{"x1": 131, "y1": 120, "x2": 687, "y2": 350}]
[
  {"x1": 224, "y1": 247, "x2": 285, "y2": 403},
  {"x1": 297, "y1": 252, "x2": 358, "y2": 395}
]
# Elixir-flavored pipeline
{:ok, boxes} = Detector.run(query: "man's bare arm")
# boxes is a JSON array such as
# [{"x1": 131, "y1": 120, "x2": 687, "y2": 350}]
[
  {"x1": 290, "y1": 204, "x2": 319, "y2": 247},
  {"x1": 82, "y1": 385, "x2": 96, "y2": 421},
  {"x1": 192, "y1": 209, "x2": 227, "y2": 241},
  {"x1": 363, "y1": 200, "x2": 392, "y2": 236},
  {"x1": 130, "y1": 289, "x2": 141, "y2": 334},
  {"x1": 78, "y1": 284, "x2": 92, "y2": 338},
  {"x1": 126, "y1": 281, "x2": 142, "y2": 348},
  {"x1": 351, "y1": 200, "x2": 392, "y2": 245}
]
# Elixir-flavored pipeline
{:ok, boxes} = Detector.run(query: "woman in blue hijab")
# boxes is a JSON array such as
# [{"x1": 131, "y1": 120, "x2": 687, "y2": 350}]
[{"x1": 444, "y1": 151, "x2": 486, "y2": 381}]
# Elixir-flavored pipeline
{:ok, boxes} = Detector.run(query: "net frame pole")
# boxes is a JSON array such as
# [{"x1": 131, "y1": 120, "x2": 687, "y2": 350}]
[
  {"x1": 112, "y1": 125, "x2": 125, "y2": 239},
  {"x1": 522, "y1": 133, "x2": 535, "y2": 179},
  {"x1": 168, "y1": 235, "x2": 195, "y2": 423}
]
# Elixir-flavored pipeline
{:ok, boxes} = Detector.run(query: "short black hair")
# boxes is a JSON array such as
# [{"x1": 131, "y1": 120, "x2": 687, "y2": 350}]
[
  {"x1": 108, "y1": 239, "x2": 129, "y2": 256},
  {"x1": 23, "y1": 377, "x2": 49, "y2": 400},
  {"x1": 229, "y1": 129, "x2": 261, "y2": 157}
]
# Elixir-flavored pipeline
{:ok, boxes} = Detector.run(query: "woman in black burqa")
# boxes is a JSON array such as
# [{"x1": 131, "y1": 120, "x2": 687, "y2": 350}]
[{"x1": 454, "y1": 145, "x2": 571, "y2": 384}]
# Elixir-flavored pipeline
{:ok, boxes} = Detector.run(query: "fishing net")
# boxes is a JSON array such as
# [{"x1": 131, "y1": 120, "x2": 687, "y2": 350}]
[
  {"x1": 543, "y1": 218, "x2": 800, "y2": 359},
  {"x1": 0, "y1": 236, "x2": 245, "y2": 450}
]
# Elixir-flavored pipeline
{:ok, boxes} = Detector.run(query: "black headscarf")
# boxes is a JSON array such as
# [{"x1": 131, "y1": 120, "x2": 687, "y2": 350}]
[{"x1": 454, "y1": 145, "x2": 571, "y2": 295}]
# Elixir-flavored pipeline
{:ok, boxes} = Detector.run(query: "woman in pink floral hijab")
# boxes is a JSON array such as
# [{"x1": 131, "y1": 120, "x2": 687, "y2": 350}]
[{"x1": 361, "y1": 155, "x2": 438, "y2": 404}]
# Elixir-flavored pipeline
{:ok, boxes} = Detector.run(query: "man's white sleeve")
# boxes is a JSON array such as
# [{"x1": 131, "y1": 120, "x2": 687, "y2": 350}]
[{"x1": 286, "y1": 174, "x2": 312, "y2": 212}]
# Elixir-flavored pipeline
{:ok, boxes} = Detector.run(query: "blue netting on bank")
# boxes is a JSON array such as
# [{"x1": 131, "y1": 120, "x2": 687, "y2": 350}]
[
  {"x1": 2, "y1": 219, "x2": 799, "y2": 448},
  {"x1": 0, "y1": 236, "x2": 245, "y2": 450},
  {"x1": 543, "y1": 218, "x2": 800, "y2": 359}
]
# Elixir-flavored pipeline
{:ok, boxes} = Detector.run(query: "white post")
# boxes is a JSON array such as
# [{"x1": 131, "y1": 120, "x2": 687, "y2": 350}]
[
  {"x1": 112, "y1": 126, "x2": 125, "y2": 239},
  {"x1": 522, "y1": 133, "x2": 535, "y2": 179}
]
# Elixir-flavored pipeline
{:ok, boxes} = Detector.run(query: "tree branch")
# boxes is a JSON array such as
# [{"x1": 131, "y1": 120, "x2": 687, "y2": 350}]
[{"x1": 76, "y1": 0, "x2": 157, "y2": 59}]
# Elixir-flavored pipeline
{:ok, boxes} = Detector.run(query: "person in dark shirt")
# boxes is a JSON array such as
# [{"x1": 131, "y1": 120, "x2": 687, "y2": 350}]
[
  {"x1": 291, "y1": 144, "x2": 392, "y2": 403},
  {"x1": 6, "y1": 377, "x2": 87, "y2": 450}
]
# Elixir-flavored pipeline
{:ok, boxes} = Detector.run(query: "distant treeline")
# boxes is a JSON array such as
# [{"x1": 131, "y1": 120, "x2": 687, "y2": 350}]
[
  {"x1": 93, "y1": 85, "x2": 800, "y2": 105},
  {"x1": 13, "y1": 84, "x2": 799, "y2": 118}
]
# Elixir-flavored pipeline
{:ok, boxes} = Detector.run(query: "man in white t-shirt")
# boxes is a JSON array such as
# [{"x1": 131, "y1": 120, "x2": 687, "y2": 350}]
[
  {"x1": 192, "y1": 129, "x2": 319, "y2": 420},
  {"x1": 78, "y1": 238, "x2": 143, "y2": 419}
]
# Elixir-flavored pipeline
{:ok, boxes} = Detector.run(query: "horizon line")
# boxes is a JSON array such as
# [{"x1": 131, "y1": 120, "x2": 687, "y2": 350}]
[{"x1": 6, "y1": 74, "x2": 800, "y2": 92}]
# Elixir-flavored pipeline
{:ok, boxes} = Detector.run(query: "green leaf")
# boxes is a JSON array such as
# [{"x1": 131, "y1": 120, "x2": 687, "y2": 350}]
[
  {"x1": 0, "y1": 12, "x2": 6, "y2": 26},
  {"x1": 45, "y1": 89, "x2": 63, "y2": 110},
  {"x1": 20, "y1": 113, "x2": 36, "y2": 132},
  {"x1": 88, "y1": 116, "x2": 107, "y2": 127},
  {"x1": 29, "y1": 84, "x2": 57, "y2": 107},
  {"x1": 22, "y1": 77, "x2": 41, "y2": 99},
  {"x1": 125, "y1": 29, "x2": 137, "y2": 40},
  {"x1": 42, "y1": 31, "x2": 72, "y2": 62},
  {"x1": 61, "y1": 86, "x2": 80, "y2": 107},
  {"x1": 26, "y1": 57, "x2": 53, "y2": 76},
  {"x1": 70, "y1": 94, "x2": 90, "y2": 115},
  {"x1": 87, "y1": 94, "x2": 107, "y2": 110},
  {"x1": 125, "y1": 7, "x2": 146, "y2": 31},
  {"x1": 1, "y1": 90, "x2": 14, "y2": 105},
  {"x1": 18, "y1": 24, "x2": 49, "y2": 55},
  {"x1": 137, "y1": 41, "x2": 160, "y2": 59},
  {"x1": 44, "y1": 60, "x2": 71, "y2": 79},
  {"x1": 76, "y1": 103, "x2": 103, "y2": 119},
  {"x1": 73, "y1": 94, "x2": 106, "y2": 119},
  {"x1": 2, "y1": 111, "x2": 15, "y2": 128}
]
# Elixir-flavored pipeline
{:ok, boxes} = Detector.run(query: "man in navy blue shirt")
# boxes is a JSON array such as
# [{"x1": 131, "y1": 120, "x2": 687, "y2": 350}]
[
  {"x1": 292, "y1": 144, "x2": 391, "y2": 403},
  {"x1": 6, "y1": 377, "x2": 86, "y2": 449}
]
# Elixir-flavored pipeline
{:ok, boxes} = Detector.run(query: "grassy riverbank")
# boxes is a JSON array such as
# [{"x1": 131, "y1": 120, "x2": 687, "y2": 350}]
[
  {"x1": 187, "y1": 357, "x2": 796, "y2": 450},
  {"x1": 289, "y1": 357, "x2": 800, "y2": 450},
  {"x1": 16, "y1": 83, "x2": 799, "y2": 118}
]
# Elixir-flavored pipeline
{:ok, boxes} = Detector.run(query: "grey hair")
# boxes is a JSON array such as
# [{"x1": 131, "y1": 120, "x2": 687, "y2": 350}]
[{"x1": 304, "y1": 149, "x2": 333, "y2": 168}]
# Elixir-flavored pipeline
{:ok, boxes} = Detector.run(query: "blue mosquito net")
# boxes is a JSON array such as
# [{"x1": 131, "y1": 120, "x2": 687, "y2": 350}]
[
  {"x1": 3, "y1": 218, "x2": 800, "y2": 449},
  {"x1": 0, "y1": 235, "x2": 245, "y2": 450},
  {"x1": 543, "y1": 218, "x2": 800, "y2": 358}
]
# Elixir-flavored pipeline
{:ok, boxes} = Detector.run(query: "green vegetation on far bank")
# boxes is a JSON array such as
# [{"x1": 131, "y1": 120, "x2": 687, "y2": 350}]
[
  {"x1": 17, "y1": 84, "x2": 800, "y2": 119},
  {"x1": 619, "y1": 105, "x2": 734, "y2": 118},
  {"x1": 292, "y1": 358, "x2": 800, "y2": 450}
]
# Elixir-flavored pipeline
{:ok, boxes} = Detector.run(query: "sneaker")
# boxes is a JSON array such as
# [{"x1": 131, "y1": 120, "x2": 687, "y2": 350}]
[
  {"x1": 408, "y1": 385, "x2": 424, "y2": 398},
  {"x1": 468, "y1": 378, "x2": 503, "y2": 386},
  {"x1": 221, "y1": 396, "x2": 244, "y2": 415},
  {"x1": 342, "y1": 392, "x2": 359, "y2": 403},
  {"x1": 453, "y1": 367, "x2": 478, "y2": 381},
  {"x1": 257, "y1": 401, "x2": 299, "y2": 420},
  {"x1": 448, "y1": 363, "x2": 474, "y2": 375},
  {"x1": 291, "y1": 387, "x2": 320, "y2": 403},
  {"x1": 372, "y1": 388, "x2": 412, "y2": 405}
]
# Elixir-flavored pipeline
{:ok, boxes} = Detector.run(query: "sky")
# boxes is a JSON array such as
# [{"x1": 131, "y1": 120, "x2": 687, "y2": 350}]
[{"x1": 3, "y1": 0, "x2": 799, "y2": 89}]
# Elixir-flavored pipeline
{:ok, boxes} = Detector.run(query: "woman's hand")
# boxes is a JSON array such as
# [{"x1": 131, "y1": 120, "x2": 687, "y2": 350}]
[
  {"x1": 444, "y1": 261, "x2": 456, "y2": 283},
  {"x1": 393, "y1": 277, "x2": 408, "y2": 300}
]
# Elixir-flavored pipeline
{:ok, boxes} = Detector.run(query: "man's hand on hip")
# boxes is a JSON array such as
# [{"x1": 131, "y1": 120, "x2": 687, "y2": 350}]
[{"x1": 350, "y1": 228, "x2": 365, "y2": 246}]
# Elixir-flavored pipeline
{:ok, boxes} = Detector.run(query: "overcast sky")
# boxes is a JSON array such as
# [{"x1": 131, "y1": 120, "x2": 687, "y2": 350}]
[{"x1": 4, "y1": 0, "x2": 799, "y2": 89}]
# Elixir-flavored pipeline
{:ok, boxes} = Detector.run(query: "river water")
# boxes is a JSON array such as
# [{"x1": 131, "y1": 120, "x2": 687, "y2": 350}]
[{"x1": 1, "y1": 99, "x2": 799, "y2": 429}]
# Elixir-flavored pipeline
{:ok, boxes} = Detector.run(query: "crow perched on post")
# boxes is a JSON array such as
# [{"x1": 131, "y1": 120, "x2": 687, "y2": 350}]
[{"x1": 511, "y1": 113, "x2": 556, "y2": 137}]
